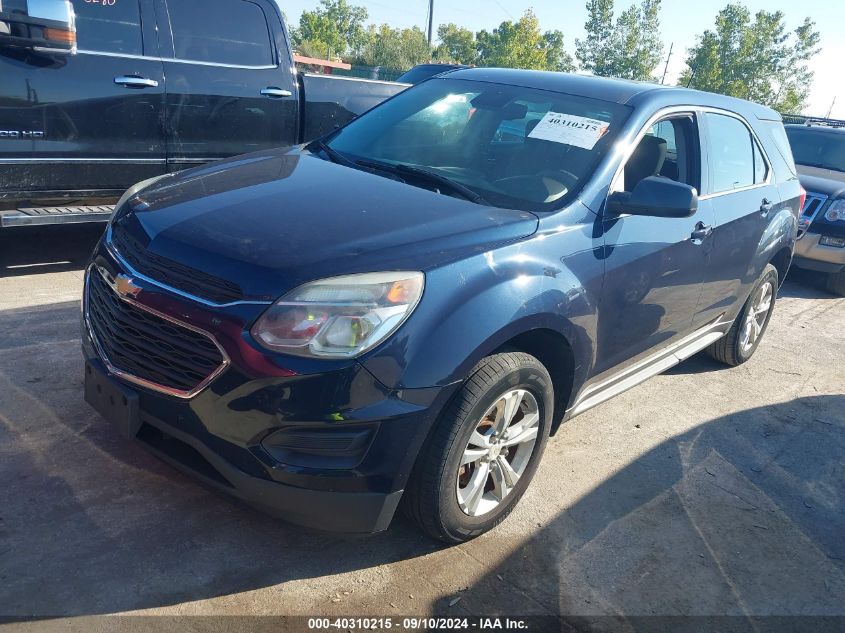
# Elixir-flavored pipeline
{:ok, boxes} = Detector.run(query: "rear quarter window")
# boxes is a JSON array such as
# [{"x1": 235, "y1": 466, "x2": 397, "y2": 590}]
[{"x1": 766, "y1": 122, "x2": 798, "y2": 177}]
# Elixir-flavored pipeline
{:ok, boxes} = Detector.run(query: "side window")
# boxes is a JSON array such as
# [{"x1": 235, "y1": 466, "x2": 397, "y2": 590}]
[
  {"x1": 753, "y1": 139, "x2": 768, "y2": 183},
  {"x1": 650, "y1": 120, "x2": 677, "y2": 153},
  {"x1": 70, "y1": 0, "x2": 143, "y2": 55},
  {"x1": 617, "y1": 115, "x2": 700, "y2": 193},
  {"x1": 166, "y1": 0, "x2": 274, "y2": 67},
  {"x1": 704, "y1": 113, "x2": 760, "y2": 193}
]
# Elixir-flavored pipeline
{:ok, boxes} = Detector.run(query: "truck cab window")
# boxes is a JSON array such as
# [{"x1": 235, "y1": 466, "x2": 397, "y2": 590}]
[
  {"x1": 166, "y1": 0, "x2": 274, "y2": 67},
  {"x1": 70, "y1": 0, "x2": 143, "y2": 55}
]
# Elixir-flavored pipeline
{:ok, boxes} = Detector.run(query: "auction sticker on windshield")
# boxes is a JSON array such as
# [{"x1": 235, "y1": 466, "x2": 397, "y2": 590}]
[{"x1": 528, "y1": 112, "x2": 610, "y2": 149}]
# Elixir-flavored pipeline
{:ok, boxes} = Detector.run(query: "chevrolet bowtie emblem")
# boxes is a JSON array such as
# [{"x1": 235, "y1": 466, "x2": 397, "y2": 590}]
[{"x1": 114, "y1": 273, "x2": 142, "y2": 298}]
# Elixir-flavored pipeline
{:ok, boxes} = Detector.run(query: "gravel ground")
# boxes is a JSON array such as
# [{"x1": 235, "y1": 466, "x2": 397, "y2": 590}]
[{"x1": 0, "y1": 224, "x2": 843, "y2": 625}]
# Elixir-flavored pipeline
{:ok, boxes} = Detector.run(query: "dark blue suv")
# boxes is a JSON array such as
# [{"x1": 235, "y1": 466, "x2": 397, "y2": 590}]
[{"x1": 82, "y1": 69, "x2": 802, "y2": 542}]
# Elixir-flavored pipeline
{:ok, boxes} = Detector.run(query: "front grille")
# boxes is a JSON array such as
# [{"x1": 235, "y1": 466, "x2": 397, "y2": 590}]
[
  {"x1": 110, "y1": 225, "x2": 244, "y2": 304},
  {"x1": 86, "y1": 268, "x2": 226, "y2": 394}
]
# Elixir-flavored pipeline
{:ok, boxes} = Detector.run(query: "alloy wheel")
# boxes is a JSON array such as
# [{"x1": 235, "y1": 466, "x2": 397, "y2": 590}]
[
  {"x1": 456, "y1": 388, "x2": 540, "y2": 517},
  {"x1": 740, "y1": 280, "x2": 773, "y2": 353}
]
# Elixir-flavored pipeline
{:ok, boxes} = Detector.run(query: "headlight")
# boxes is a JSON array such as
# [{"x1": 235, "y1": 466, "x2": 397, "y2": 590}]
[
  {"x1": 250, "y1": 272, "x2": 424, "y2": 358},
  {"x1": 824, "y1": 199, "x2": 845, "y2": 222}
]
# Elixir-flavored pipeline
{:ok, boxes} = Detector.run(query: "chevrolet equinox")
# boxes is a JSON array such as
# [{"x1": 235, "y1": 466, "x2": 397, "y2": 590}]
[{"x1": 83, "y1": 69, "x2": 802, "y2": 542}]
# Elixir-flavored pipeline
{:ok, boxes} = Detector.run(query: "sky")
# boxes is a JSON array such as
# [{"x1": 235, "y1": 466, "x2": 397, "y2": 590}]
[{"x1": 280, "y1": 0, "x2": 844, "y2": 118}]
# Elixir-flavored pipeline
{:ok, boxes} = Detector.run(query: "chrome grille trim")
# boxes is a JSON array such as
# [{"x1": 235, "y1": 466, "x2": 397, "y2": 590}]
[{"x1": 84, "y1": 265, "x2": 230, "y2": 399}]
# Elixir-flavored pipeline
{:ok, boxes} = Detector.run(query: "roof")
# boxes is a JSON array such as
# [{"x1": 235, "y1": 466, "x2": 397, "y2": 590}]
[{"x1": 444, "y1": 67, "x2": 780, "y2": 121}]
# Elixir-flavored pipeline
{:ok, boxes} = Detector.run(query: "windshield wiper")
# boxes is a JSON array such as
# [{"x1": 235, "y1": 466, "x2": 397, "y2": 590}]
[
  {"x1": 308, "y1": 139, "x2": 358, "y2": 169},
  {"x1": 357, "y1": 159, "x2": 489, "y2": 205}
]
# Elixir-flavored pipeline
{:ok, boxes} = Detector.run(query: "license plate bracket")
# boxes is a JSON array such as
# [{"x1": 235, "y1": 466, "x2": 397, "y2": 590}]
[{"x1": 84, "y1": 361, "x2": 140, "y2": 439}]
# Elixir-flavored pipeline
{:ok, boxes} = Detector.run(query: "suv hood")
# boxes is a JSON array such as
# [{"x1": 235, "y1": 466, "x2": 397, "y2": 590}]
[
  {"x1": 111, "y1": 148, "x2": 538, "y2": 301},
  {"x1": 797, "y1": 164, "x2": 845, "y2": 198}
]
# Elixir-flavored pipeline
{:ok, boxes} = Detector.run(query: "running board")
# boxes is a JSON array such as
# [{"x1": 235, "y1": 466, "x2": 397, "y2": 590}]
[
  {"x1": 0, "y1": 205, "x2": 115, "y2": 227},
  {"x1": 567, "y1": 319, "x2": 730, "y2": 419}
]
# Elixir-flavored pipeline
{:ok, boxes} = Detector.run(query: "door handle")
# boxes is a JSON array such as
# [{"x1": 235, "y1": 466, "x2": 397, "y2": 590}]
[
  {"x1": 260, "y1": 87, "x2": 292, "y2": 98},
  {"x1": 760, "y1": 198, "x2": 774, "y2": 216},
  {"x1": 114, "y1": 75, "x2": 159, "y2": 88},
  {"x1": 691, "y1": 221, "x2": 713, "y2": 242}
]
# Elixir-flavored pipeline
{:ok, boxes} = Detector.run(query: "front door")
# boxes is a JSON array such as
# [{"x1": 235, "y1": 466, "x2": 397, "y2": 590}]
[
  {"x1": 593, "y1": 112, "x2": 715, "y2": 377},
  {"x1": 0, "y1": 0, "x2": 165, "y2": 203},
  {"x1": 157, "y1": 0, "x2": 299, "y2": 171}
]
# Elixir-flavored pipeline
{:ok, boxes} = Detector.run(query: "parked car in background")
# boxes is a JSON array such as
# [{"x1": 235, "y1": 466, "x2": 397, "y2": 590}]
[
  {"x1": 396, "y1": 63, "x2": 470, "y2": 84},
  {"x1": 784, "y1": 121, "x2": 845, "y2": 295},
  {"x1": 82, "y1": 69, "x2": 801, "y2": 542},
  {"x1": 0, "y1": 0, "x2": 406, "y2": 228}
]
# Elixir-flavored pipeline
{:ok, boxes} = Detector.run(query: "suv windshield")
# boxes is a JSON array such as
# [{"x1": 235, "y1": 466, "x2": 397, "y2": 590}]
[
  {"x1": 785, "y1": 127, "x2": 845, "y2": 173},
  {"x1": 324, "y1": 78, "x2": 631, "y2": 212}
]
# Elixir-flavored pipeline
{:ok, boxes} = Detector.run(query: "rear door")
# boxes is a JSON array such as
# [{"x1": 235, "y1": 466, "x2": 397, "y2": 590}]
[
  {"x1": 692, "y1": 111, "x2": 780, "y2": 328},
  {"x1": 157, "y1": 0, "x2": 298, "y2": 171},
  {"x1": 0, "y1": 0, "x2": 164, "y2": 203}
]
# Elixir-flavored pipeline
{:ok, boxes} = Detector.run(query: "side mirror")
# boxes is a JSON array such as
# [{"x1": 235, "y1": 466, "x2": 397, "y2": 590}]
[
  {"x1": 0, "y1": 0, "x2": 76, "y2": 54},
  {"x1": 607, "y1": 176, "x2": 698, "y2": 218}
]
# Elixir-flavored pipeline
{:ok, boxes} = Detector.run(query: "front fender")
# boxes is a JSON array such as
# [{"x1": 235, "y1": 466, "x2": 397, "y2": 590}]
[{"x1": 360, "y1": 222, "x2": 604, "y2": 392}]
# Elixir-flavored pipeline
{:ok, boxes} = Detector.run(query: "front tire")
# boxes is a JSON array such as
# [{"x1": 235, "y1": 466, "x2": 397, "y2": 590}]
[
  {"x1": 706, "y1": 264, "x2": 778, "y2": 366},
  {"x1": 403, "y1": 352, "x2": 553, "y2": 543}
]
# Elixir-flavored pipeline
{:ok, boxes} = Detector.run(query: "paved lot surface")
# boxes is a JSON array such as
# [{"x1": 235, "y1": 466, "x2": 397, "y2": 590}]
[{"x1": 1, "y1": 225, "x2": 844, "y2": 623}]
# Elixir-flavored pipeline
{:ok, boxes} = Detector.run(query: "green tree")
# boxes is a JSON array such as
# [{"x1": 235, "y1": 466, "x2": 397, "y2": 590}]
[
  {"x1": 575, "y1": 0, "x2": 616, "y2": 76},
  {"x1": 476, "y1": 9, "x2": 574, "y2": 72},
  {"x1": 577, "y1": 0, "x2": 664, "y2": 80},
  {"x1": 434, "y1": 23, "x2": 477, "y2": 65},
  {"x1": 356, "y1": 24, "x2": 431, "y2": 70},
  {"x1": 294, "y1": 0, "x2": 368, "y2": 58},
  {"x1": 680, "y1": 4, "x2": 821, "y2": 112}
]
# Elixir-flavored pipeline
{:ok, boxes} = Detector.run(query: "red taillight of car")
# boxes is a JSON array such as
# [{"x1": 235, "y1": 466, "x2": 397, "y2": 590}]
[{"x1": 798, "y1": 186, "x2": 807, "y2": 213}]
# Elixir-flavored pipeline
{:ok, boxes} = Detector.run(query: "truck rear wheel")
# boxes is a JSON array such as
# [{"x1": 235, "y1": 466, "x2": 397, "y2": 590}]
[{"x1": 403, "y1": 352, "x2": 553, "y2": 543}]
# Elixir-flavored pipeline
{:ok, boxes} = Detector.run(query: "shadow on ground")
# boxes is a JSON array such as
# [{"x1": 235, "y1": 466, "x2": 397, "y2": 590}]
[
  {"x1": 0, "y1": 274, "x2": 842, "y2": 621},
  {"x1": 0, "y1": 224, "x2": 104, "y2": 278},
  {"x1": 779, "y1": 267, "x2": 840, "y2": 300},
  {"x1": 464, "y1": 394, "x2": 845, "y2": 621}
]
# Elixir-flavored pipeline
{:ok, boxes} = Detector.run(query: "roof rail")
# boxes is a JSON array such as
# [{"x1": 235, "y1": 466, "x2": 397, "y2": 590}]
[{"x1": 782, "y1": 114, "x2": 845, "y2": 128}]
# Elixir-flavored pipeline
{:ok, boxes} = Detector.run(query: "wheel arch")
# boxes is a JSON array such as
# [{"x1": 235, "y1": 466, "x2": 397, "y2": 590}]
[{"x1": 492, "y1": 328, "x2": 577, "y2": 436}]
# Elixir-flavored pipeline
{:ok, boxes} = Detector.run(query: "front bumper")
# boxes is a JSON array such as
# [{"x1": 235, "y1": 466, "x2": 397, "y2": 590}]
[
  {"x1": 793, "y1": 232, "x2": 845, "y2": 273},
  {"x1": 81, "y1": 241, "x2": 450, "y2": 533}
]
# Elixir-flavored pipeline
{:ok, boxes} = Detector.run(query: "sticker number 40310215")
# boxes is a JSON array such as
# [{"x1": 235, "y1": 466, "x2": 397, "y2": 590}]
[{"x1": 527, "y1": 112, "x2": 610, "y2": 150}]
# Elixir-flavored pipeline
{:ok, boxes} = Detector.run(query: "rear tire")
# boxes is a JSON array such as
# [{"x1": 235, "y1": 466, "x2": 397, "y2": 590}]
[
  {"x1": 706, "y1": 264, "x2": 778, "y2": 366},
  {"x1": 826, "y1": 270, "x2": 845, "y2": 296},
  {"x1": 403, "y1": 352, "x2": 553, "y2": 543}
]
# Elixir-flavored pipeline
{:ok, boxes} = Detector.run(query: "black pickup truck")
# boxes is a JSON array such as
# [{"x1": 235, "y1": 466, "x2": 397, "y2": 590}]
[{"x1": 0, "y1": 0, "x2": 407, "y2": 227}]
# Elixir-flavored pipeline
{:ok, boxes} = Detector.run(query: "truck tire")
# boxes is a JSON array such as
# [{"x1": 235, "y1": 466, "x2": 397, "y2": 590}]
[
  {"x1": 403, "y1": 352, "x2": 553, "y2": 543},
  {"x1": 826, "y1": 270, "x2": 845, "y2": 296},
  {"x1": 706, "y1": 264, "x2": 778, "y2": 367}
]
